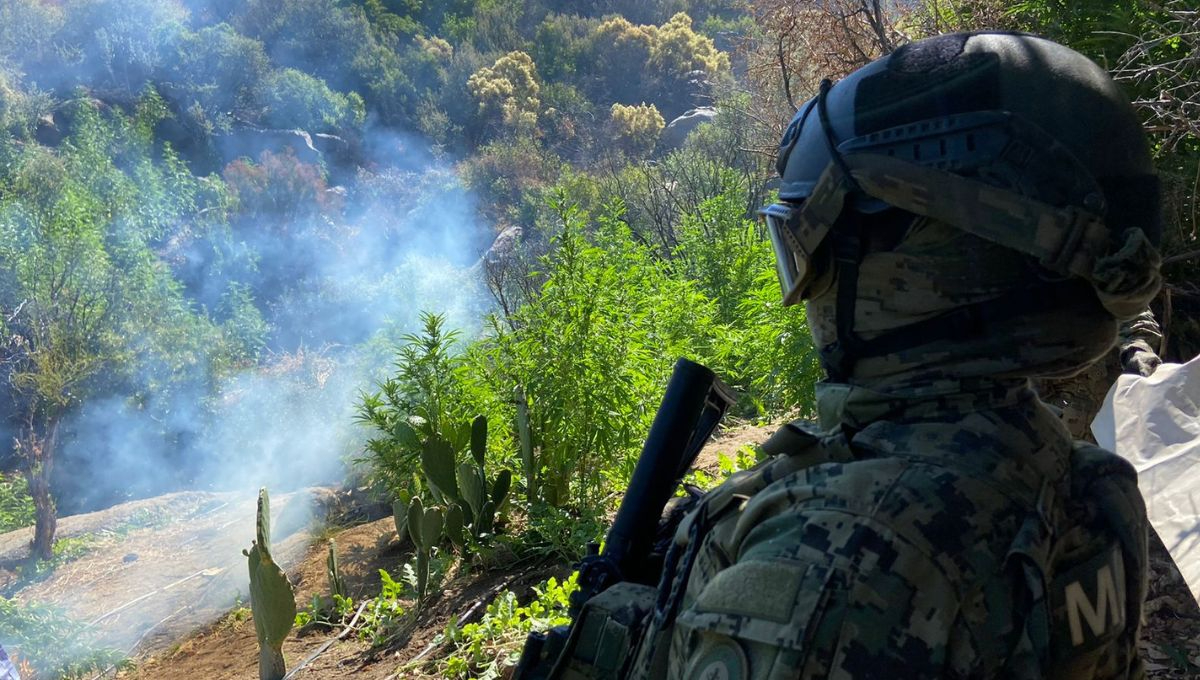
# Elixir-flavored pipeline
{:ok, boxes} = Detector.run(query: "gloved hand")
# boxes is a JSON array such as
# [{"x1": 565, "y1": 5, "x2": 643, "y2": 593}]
[{"x1": 1120, "y1": 342, "x2": 1162, "y2": 377}]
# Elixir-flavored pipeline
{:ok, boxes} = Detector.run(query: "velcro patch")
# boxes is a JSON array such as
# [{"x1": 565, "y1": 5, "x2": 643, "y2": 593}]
[
  {"x1": 1051, "y1": 544, "x2": 1126, "y2": 655},
  {"x1": 695, "y1": 560, "x2": 804, "y2": 623}
]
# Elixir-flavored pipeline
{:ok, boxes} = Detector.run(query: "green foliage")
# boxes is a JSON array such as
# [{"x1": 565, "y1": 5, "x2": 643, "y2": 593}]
[
  {"x1": 327, "y1": 539, "x2": 347, "y2": 599},
  {"x1": 681, "y1": 445, "x2": 764, "y2": 492},
  {"x1": 358, "y1": 312, "x2": 465, "y2": 498},
  {"x1": 168, "y1": 23, "x2": 271, "y2": 134},
  {"x1": 217, "y1": 283, "x2": 270, "y2": 363},
  {"x1": 0, "y1": 94, "x2": 233, "y2": 557},
  {"x1": 530, "y1": 14, "x2": 595, "y2": 82},
  {"x1": 0, "y1": 473, "x2": 34, "y2": 532},
  {"x1": 436, "y1": 574, "x2": 578, "y2": 679},
  {"x1": 293, "y1": 591, "x2": 354, "y2": 630},
  {"x1": 0, "y1": 68, "x2": 53, "y2": 140},
  {"x1": 582, "y1": 12, "x2": 731, "y2": 117},
  {"x1": 467, "y1": 50, "x2": 541, "y2": 133},
  {"x1": 515, "y1": 504, "x2": 606, "y2": 564},
  {"x1": 732, "y1": 266, "x2": 821, "y2": 414},
  {"x1": 673, "y1": 188, "x2": 768, "y2": 324},
  {"x1": 358, "y1": 567, "x2": 410, "y2": 646},
  {"x1": 0, "y1": 597, "x2": 126, "y2": 679},
  {"x1": 461, "y1": 137, "x2": 562, "y2": 224},
  {"x1": 236, "y1": 0, "x2": 379, "y2": 90},
  {"x1": 257, "y1": 68, "x2": 365, "y2": 134},
  {"x1": 609, "y1": 103, "x2": 665, "y2": 158},
  {"x1": 650, "y1": 12, "x2": 729, "y2": 77},
  {"x1": 64, "y1": 0, "x2": 187, "y2": 96},
  {"x1": 484, "y1": 197, "x2": 719, "y2": 510}
]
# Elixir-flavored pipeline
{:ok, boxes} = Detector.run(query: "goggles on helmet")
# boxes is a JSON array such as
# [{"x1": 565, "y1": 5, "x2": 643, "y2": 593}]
[
  {"x1": 761, "y1": 202, "x2": 808, "y2": 306},
  {"x1": 763, "y1": 110, "x2": 1118, "y2": 307}
]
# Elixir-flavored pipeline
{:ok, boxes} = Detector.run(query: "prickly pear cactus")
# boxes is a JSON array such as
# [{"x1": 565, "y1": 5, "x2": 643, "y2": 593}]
[
  {"x1": 491, "y1": 469, "x2": 512, "y2": 508},
  {"x1": 409, "y1": 500, "x2": 444, "y2": 602},
  {"x1": 514, "y1": 386, "x2": 536, "y2": 503},
  {"x1": 420, "y1": 436, "x2": 460, "y2": 503},
  {"x1": 445, "y1": 503, "x2": 466, "y2": 551},
  {"x1": 458, "y1": 461, "x2": 485, "y2": 526},
  {"x1": 243, "y1": 488, "x2": 296, "y2": 680},
  {"x1": 392, "y1": 499, "x2": 408, "y2": 544},
  {"x1": 470, "y1": 414, "x2": 488, "y2": 468},
  {"x1": 327, "y1": 539, "x2": 346, "y2": 599},
  {"x1": 408, "y1": 496, "x2": 425, "y2": 548}
]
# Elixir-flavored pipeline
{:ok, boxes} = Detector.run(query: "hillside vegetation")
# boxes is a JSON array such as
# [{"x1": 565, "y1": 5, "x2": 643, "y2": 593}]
[{"x1": 0, "y1": 0, "x2": 1196, "y2": 678}]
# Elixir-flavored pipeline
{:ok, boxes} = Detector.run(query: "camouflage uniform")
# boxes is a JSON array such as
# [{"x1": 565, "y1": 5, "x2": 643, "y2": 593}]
[
  {"x1": 1037, "y1": 311, "x2": 1163, "y2": 441},
  {"x1": 626, "y1": 32, "x2": 1161, "y2": 680},
  {"x1": 628, "y1": 380, "x2": 1146, "y2": 679},
  {"x1": 517, "y1": 33, "x2": 1162, "y2": 680}
]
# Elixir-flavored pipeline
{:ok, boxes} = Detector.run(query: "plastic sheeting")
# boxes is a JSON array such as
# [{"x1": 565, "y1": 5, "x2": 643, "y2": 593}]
[{"x1": 1093, "y1": 355, "x2": 1200, "y2": 603}]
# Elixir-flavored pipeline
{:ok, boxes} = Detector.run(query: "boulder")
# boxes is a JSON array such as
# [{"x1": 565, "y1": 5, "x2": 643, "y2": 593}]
[{"x1": 659, "y1": 106, "x2": 718, "y2": 152}]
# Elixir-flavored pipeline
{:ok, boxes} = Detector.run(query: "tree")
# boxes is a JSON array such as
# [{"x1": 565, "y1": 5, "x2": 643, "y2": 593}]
[
  {"x1": 166, "y1": 24, "x2": 271, "y2": 134},
  {"x1": 608, "y1": 102, "x2": 664, "y2": 157},
  {"x1": 649, "y1": 12, "x2": 729, "y2": 79},
  {"x1": 256, "y1": 68, "x2": 365, "y2": 135},
  {"x1": 0, "y1": 166, "x2": 124, "y2": 559},
  {"x1": 583, "y1": 13, "x2": 731, "y2": 118},
  {"x1": 467, "y1": 50, "x2": 541, "y2": 134},
  {"x1": 0, "y1": 97, "x2": 225, "y2": 559},
  {"x1": 733, "y1": 1, "x2": 907, "y2": 158},
  {"x1": 587, "y1": 16, "x2": 656, "y2": 104}
]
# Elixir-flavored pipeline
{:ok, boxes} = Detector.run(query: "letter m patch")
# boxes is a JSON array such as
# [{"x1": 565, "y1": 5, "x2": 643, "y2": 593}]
[{"x1": 1052, "y1": 545, "x2": 1127, "y2": 653}]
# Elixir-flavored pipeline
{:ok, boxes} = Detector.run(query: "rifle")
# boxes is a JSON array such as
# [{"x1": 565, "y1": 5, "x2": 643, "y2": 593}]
[{"x1": 514, "y1": 358, "x2": 735, "y2": 680}]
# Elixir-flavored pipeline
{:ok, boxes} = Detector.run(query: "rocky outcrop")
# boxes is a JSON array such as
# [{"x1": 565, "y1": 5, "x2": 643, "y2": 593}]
[{"x1": 659, "y1": 106, "x2": 718, "y2": 152}]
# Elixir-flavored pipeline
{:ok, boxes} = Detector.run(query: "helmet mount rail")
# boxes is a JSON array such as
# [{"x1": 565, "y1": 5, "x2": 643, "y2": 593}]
[
  {"x1": 764, "y1": 106, "x2": 1135, "y2": 380},
  {"x1": 764, "y1": 32, "x2": 1164, "y2": 383}
]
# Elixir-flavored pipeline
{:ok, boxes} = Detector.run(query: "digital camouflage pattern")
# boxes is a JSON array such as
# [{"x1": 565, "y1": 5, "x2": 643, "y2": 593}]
[
  {"x1": 1037, "y1": 310, "x2": 1164, "y2": 441},
  {"x1": 618, "y1": 32, "x2": 1159, "y2": 680},
  {"x1": 627, "y1": 379, "x2": 1147, "y2": 680}
]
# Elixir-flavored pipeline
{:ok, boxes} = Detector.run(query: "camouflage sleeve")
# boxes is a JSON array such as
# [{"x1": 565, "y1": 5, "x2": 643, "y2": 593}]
[
  {"x1": 1117, "y1": 309, "x2": 1162, "y2": 377},
  {"x1": 665, "y1": 458, "x2": 1016, "y2": 680}
]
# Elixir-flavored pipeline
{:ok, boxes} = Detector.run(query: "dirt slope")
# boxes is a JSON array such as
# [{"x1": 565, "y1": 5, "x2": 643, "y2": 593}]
[
  {"x1": 5, "y1": 423, "x2": 1199, "y2": 678},
  {"x1": 0, "y1": 488, "x2": 325, "y2": 663}
]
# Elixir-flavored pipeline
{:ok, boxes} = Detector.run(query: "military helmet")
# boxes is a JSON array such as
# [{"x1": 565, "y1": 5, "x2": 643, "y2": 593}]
[{"x1": 762, "y1": 32, "x2": 1162, "y2": 380}]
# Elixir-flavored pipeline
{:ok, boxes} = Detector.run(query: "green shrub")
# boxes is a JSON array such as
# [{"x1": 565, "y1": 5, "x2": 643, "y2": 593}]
[
  {"x1": 358, "y1": 312, "x2": 466, "y2": 499},
  {"x1": 257, "y1": 68, "x2": 365, "y2": 134},
  {"x1": 0, "y1": 474, "x2": 34, "y2": 533},
  {"x1": 483, "y1": 197, "x2": 719, "y2": 510},
  {"x1": 437, "y1": 574, "x2": 577, "y2": 679},
  {"x1": 0, "y1": 597, "x2": 126, "y2": 679},
  {"x1": 609, "y1": 102, "x2": 665, "y2": 158}
]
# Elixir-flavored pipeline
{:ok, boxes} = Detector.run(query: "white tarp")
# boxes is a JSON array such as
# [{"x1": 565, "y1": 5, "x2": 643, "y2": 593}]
[{"x1": 1093, "y1": 354, "x2": 1200, "y2": 603}]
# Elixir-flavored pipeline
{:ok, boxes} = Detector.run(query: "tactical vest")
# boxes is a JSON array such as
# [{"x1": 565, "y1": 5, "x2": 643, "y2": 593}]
[{"x1": 547, "y1": 422, "x2": 1148, "y2": 680}]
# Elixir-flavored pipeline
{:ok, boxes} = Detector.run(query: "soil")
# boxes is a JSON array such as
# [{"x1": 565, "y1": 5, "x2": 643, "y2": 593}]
[{"x1": 3, "y1": 423, "x2": 1199, "y2": 679}]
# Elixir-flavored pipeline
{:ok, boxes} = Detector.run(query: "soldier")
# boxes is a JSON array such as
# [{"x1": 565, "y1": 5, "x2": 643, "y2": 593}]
[{"x1": 625, "y1": 32, "x2": 1162, "y2": 679}]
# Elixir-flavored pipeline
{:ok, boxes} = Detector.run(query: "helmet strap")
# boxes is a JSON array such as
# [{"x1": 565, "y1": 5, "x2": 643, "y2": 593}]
[
  {"x1": 817, "y1": 78, "x2": 869, "y2": 381},
  {"x1": 817, "y1": 79, "x2": 864, "y2": 195},
  {"x1": 823, "y1": 214, "x2": 866, "y2": 381}
]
